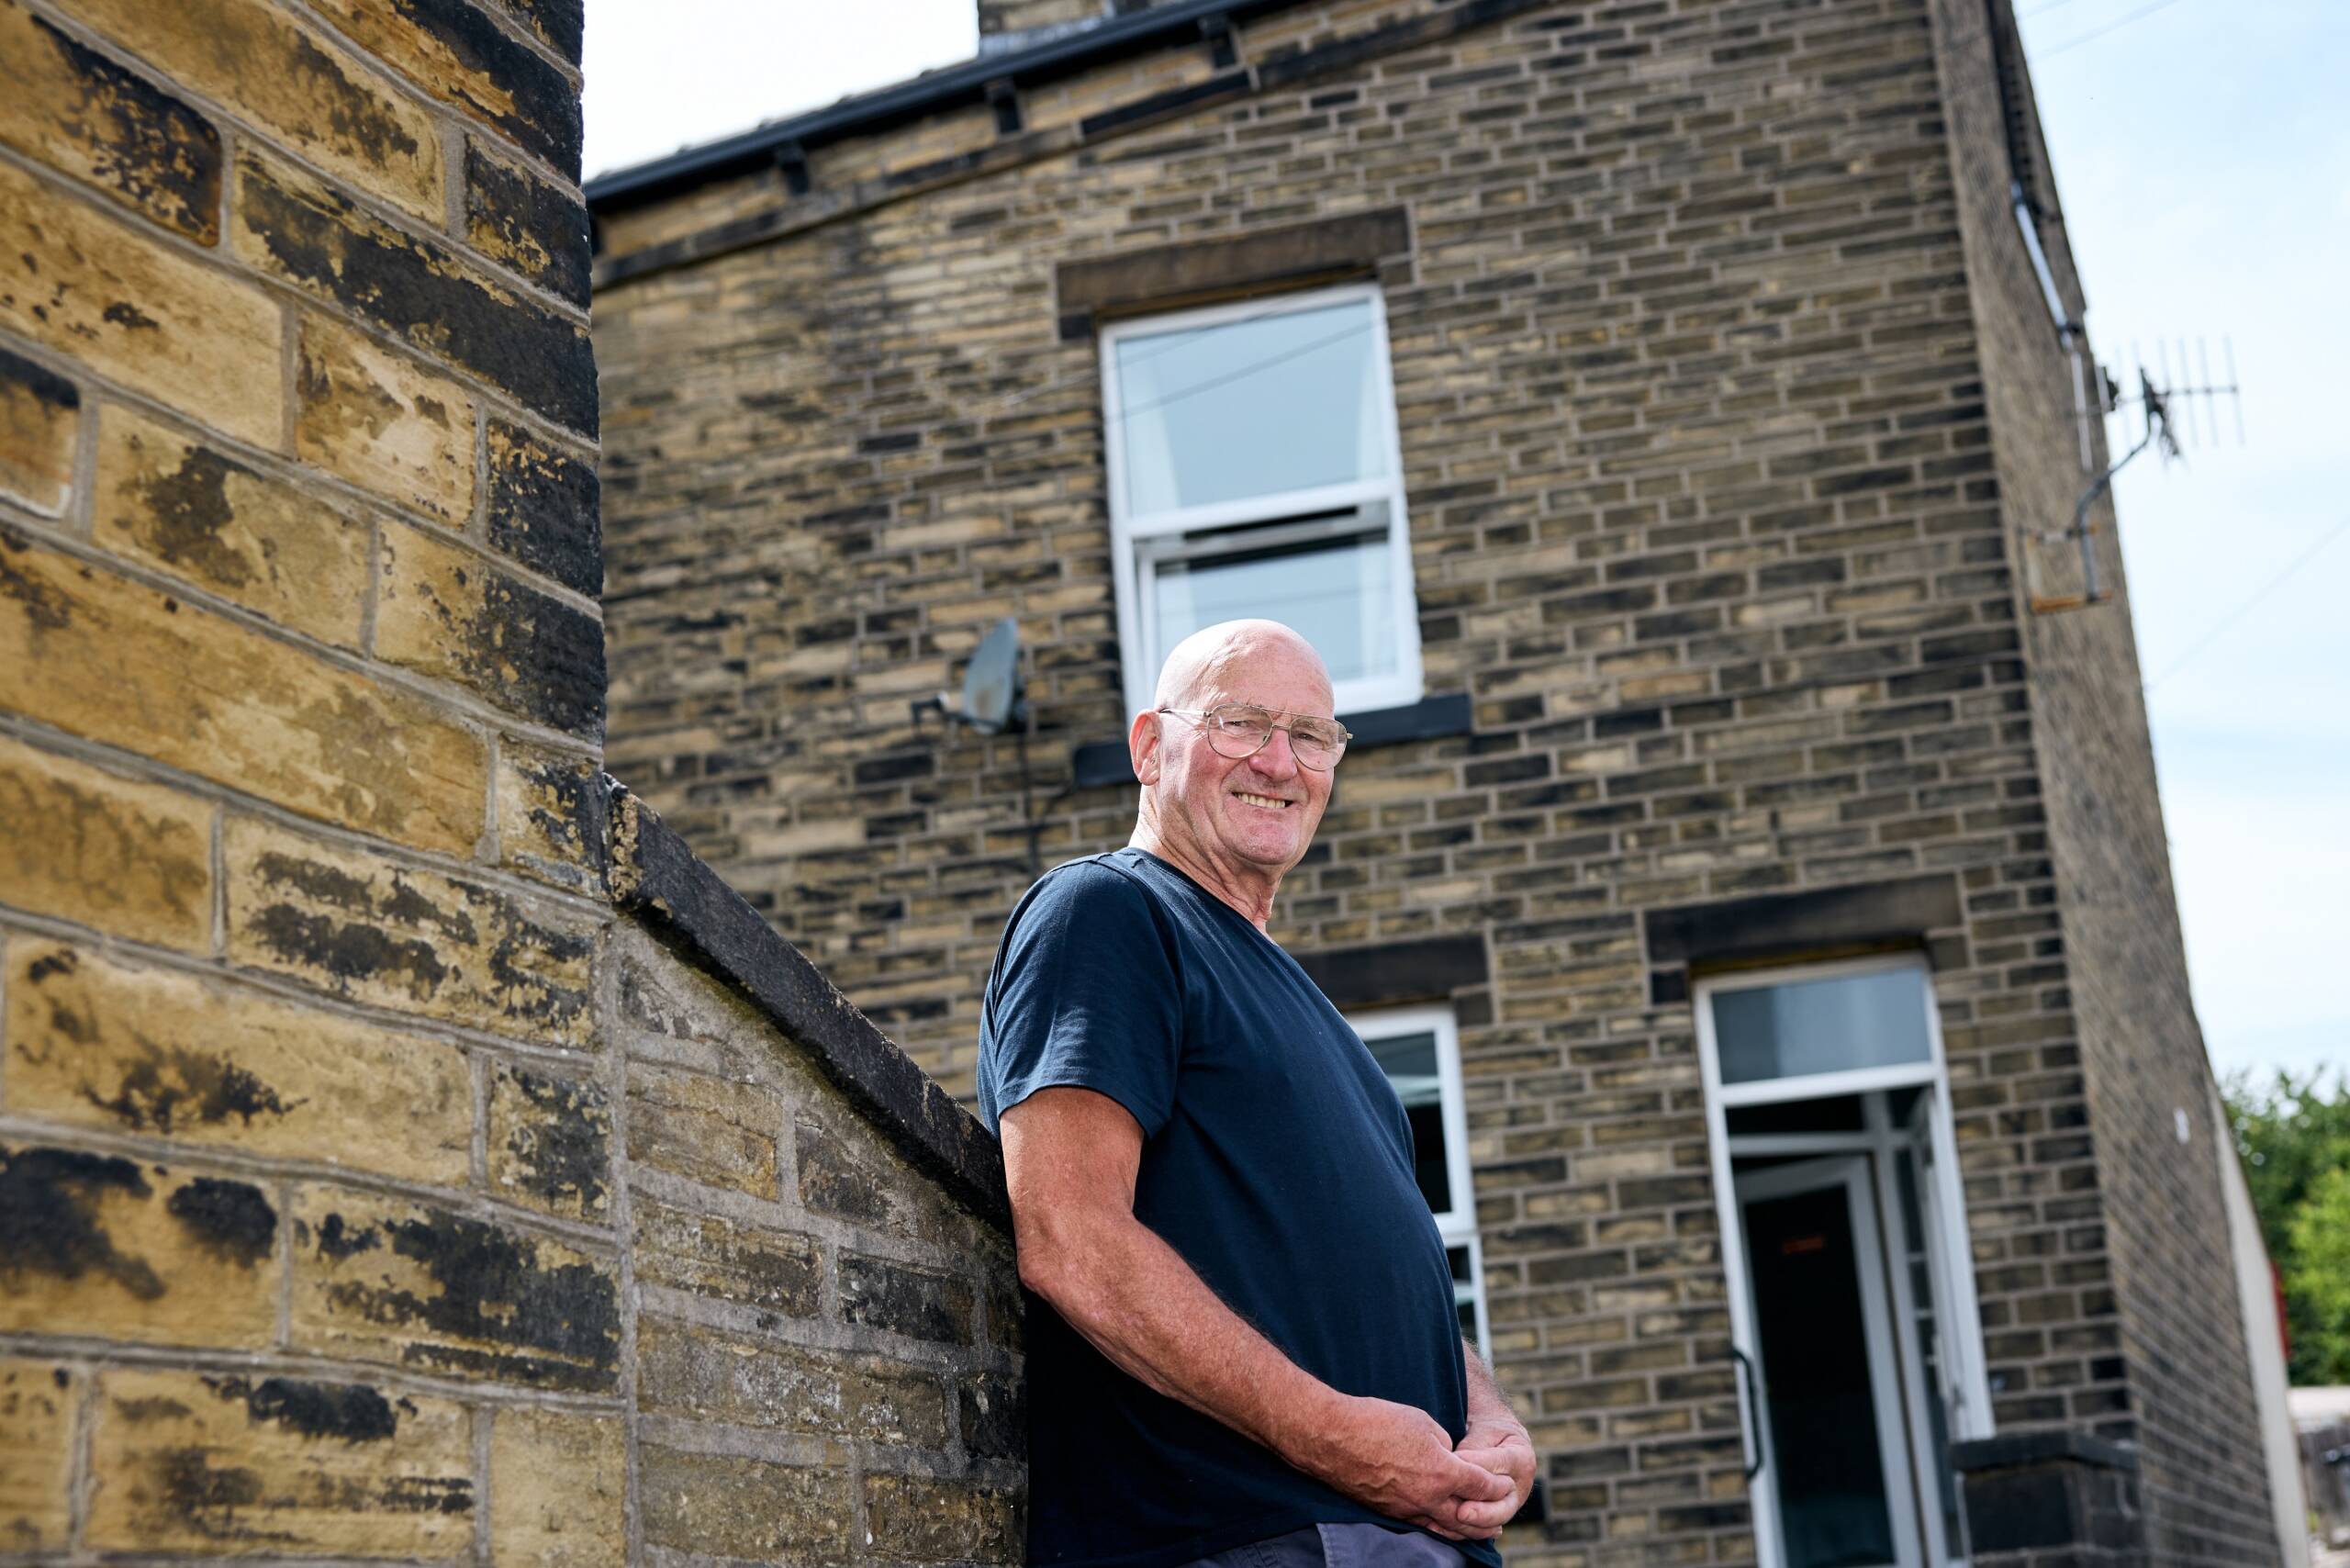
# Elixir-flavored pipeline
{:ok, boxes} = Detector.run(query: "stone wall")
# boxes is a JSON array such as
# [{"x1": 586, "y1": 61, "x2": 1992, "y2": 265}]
[
  {"x1": 590, "y1": 0, "x2": 2275, "y2": 1564},
  {"x1": 1925, "y1": 0, "x2": 2280, "y2": 1559},
  {"x1": 0, "y1": 0, "x2": 1020, "y2": 1560}
]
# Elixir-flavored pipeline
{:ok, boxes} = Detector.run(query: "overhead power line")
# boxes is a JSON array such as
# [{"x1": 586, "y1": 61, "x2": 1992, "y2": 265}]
[{"x1": 2143, "y1": 516, "x2": 2350, "y2": 692}]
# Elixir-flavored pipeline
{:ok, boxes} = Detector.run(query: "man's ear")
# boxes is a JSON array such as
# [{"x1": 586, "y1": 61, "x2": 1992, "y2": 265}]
[{"x1": 1129, "y1": 707, "x2": 1161, "y2": 784}]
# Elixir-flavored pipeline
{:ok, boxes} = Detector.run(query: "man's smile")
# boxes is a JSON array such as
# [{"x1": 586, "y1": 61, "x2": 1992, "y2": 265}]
[{"x1": 1234, "y1": 790, "x2": 1294, "y2": 811}]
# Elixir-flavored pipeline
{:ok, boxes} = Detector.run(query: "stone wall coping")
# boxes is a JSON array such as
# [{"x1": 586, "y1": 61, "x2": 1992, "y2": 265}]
[
  {"x1": 1952, "y1": 1430, "x2": 2141, "y2": 1474},
  {"x1": 602, "y1": 779, "x2": 1013, "y2": 1232}
]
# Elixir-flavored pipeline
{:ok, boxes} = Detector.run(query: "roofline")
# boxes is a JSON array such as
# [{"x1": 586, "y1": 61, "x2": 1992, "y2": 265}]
[{"x1": 585, "y1": 0, "x2": 1307, "y2": 215}]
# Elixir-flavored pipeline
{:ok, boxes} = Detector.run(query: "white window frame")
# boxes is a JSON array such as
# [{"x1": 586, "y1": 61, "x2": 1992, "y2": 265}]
[
  {"x1": 1695, "y1": 953, "x2": 1995, "y2": 1568},
  {"x1": 1349, "y1": 1002, "x2": 1487, "y2": 1354},
  {"x1": 1100, "y1": 284, "x2": 1423, "y2": 719}
]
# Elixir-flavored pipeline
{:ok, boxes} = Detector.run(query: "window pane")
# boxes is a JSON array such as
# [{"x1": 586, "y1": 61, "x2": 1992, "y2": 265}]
[
  {"x1": 1153, "y1": 530, "x2": 1395, "y2": 686},
  {"x1": 1447, "y1": 1245, "x2": 1480, "y2": 1347},
  {"x1": 1712, "y1": 969, "x2": 1931, "y2": 1086},
  {"x1": 1113, "y1": 299, "x2": 1385, "y2": 515},
  {"x1": 1363, "y1": 1030, "x2": 1451, "y2": 1215}
]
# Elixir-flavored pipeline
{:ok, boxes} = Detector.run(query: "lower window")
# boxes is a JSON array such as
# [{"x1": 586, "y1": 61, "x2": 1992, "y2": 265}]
[{"x1": 1349, "y1": 1003, "x2": 1487, "y2": 1353}]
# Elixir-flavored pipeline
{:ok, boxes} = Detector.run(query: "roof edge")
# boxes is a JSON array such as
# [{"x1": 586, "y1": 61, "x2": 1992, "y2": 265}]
[{"x1": 586, "y1": 0, "x2": 1305, "y2": 214}]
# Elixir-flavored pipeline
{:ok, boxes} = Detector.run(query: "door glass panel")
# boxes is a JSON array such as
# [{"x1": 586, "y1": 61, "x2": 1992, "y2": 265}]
[
  {"x1": 1113, "y1": 299, "x2": 1385, "y2": 515},
  {"x1": 1713, "y1": 969, "x2": 1932, "y2": 1086},
  {"x1": 1366, "y1": 1030, "x2": 1451, "y2": 1215},
  {"x1": 1745, "y1": 1182, "x2": 1898, "y2": 1568},
  {"x1": 1152, "y1": 527, "x2": 1395, "y2": 687}
]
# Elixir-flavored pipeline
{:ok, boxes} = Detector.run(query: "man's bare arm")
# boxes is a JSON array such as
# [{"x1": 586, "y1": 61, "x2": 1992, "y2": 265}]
[
  {"x1": 1453, "y1": 1340, "x2": 1535, "y2": 1531},
  {"x1": 1002, "y1": 1086, "x2": 1513, "y2": 1540}
]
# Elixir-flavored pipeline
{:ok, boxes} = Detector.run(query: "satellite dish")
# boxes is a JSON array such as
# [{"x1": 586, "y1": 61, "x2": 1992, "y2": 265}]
[{"x1": 911, "y1": 617, "x2": 1028, "y2": 736}]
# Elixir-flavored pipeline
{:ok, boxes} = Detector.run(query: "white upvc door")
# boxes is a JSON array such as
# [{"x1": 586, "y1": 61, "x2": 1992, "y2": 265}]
[{"x1": 1732, "y1": 1154, "x2": 1923, "y2": 1568}]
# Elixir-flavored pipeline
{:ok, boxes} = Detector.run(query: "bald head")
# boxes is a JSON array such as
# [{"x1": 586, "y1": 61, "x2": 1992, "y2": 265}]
[{"x1": 1152, "y1": 620, "x2": 1334, "y2": 715}]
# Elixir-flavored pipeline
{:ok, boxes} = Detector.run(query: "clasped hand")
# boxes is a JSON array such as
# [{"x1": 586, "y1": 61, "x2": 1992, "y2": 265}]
[{"x1": 1315, "y1": 1396, "x2": 1534, "y2": 1543}]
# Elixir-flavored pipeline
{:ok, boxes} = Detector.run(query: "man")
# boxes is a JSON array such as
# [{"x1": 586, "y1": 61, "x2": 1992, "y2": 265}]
[{"x1": 978, "y1": 620, "x2": 1535, "y2": 1568}]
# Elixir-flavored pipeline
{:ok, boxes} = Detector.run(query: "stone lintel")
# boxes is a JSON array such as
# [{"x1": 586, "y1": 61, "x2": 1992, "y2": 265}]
[{"x1": 1055, "y1": 206, "x2": 1410, "y2": 331}]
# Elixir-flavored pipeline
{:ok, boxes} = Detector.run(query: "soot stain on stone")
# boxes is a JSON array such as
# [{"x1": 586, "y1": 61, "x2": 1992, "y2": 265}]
[
  {"x1": 166, "y1": 1178, "x2": 277, "y2": 1268},
  {"x1": 0, "y1": 343, "x2": 80, "y2": 412},
  {"x1": 487, "y1": 419, "x2": 599, "y2": 597},
  {"x1": 501, "y1": 1067, "x2": 609, "y2": 1214},
  {"x1": 154, "y1": 1446, "x2": 267, "y2": 1521},
  {"x1": 251, "y1": 850, "x2": 478, "y2": 945},
  {"x1": 285, "y1": 29, "x2": 422, "y2": 165},
  {"x1": 318, "y1": 1207, "x2": 618, "y2": 1387},
  {"x1": 34, "y1": 10, "x2": 222, "y2": 241},
  {"x1": 129, "y1": 442, "x2": 258, "y2": 588},
  {"x1": 379, "y1": 1473, "x2": 476, "y2": 1515},
  {"x1": 247, "y1": 902, "x2": 452, "y2": 1000},
  {"x1": 0, "y1": 1144, "x2": 163, "y2": 1298},
  {"x1": 26, "y1": 947, "x2": 78, "y2": 983},
  {"x1": 209, "y1": 1373, "x2": 397, "y2": 1442},
  {"x1": 85, "y1": 1038, "x2": 300, "y2": 1134},
  {"x1": 240, "y1": 156, "x2": 597, "y2": 434},
  {"x1": 0, "y1": 526, "x2": 74, "y2": 633},
  {"x1": 453, "y1": 570, "x2": 605, "y2": 734},
  {"x1": 307, "y1": 1210, "x2": 383, "y2": 1260}
]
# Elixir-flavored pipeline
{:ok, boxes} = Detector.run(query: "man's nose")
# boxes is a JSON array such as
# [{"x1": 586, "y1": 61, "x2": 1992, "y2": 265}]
[{"x1": 1253, "y1": 726, "x2": 1304, "y2": 779}]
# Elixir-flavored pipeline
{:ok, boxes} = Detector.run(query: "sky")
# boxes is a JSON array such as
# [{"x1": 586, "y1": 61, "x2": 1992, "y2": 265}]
[{"x1": 583, "y1": 0, "x2": 2349, "y2": 1084}]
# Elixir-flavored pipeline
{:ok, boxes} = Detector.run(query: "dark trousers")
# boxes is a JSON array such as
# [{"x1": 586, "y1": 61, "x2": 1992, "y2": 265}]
[{"x1": 1184, "y1": 1523, "x2": 1476, "y2": 1568}]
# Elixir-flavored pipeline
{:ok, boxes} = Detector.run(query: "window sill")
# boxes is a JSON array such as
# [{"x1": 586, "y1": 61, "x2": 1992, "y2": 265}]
[{"x1": 1069, "y1": 690, "x2": 1472, "y2": 789}]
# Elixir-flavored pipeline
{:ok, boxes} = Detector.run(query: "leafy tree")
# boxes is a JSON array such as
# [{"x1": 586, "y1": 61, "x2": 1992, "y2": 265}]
[
  {"x1": 2288, "y1": 1165, "x2": 2350, "y2": 1383},
  {"x1": 2226, "y1": 1067, "x2": 2350, "y2": 1384}
]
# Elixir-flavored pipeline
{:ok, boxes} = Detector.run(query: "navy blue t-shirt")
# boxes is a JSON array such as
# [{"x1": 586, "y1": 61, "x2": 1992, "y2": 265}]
[{"x1": 978, "y1": 848, "x2": 1499, "y2": 1568}]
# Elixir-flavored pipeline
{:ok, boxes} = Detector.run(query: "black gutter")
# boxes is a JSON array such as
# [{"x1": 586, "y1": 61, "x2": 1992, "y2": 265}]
[{"x1": 585, "y1": 0, "x2": 1306, "y2": 214}]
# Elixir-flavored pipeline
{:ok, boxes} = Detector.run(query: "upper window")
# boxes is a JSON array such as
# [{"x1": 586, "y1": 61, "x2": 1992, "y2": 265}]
[
  {"x1": 1350, "y1": 1003, "x2": 1486, "y2": 1353},
  {"x1": 1102, "y1": 285, "x2": 1422, "y2": 717}
]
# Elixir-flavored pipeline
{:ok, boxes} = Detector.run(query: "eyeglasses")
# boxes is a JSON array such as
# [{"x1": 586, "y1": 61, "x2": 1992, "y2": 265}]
[{"x1": 1156, "y1": 703, "x2": 1352, "y2": 771}]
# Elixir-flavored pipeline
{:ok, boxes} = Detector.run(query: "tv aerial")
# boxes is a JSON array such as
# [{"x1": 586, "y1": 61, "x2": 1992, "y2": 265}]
[{"x1": 911, "y1": 619, "x2": 1069, "y2": 877}]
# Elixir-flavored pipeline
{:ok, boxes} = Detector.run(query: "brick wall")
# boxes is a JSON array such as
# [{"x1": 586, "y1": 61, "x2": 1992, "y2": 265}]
[
  {"x1": 0, "y1": 0, "x2": 1019, "y2": 1559},
  {"x1": 591, "y1": 0, "x2": 2275, "y2": 1563},
  {"x1": 1925, "y1": 0, "x2": 2278, "y2": 1559}
]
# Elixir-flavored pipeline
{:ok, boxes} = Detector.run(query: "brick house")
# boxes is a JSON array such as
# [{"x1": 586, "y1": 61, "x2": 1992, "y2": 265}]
[{"x1": 584, "y1": 2, "x2": 2300, "y2": 1566}]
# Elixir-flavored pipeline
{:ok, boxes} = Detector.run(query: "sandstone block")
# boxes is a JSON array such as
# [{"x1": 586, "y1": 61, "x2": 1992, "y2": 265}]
[
  {"x1": 489, "y1": 1407, "x2": 625, "y2": 1567},
  {"x1": 866, "y1": 1473, "x2": 1021, "y2": 1563},
  {"x1": 960, "y1": 1364, "x2": 1026, "y2": 1460},
  {"x1": 840, "y1": 1249, "x2": 976, "y2": 1345},
  {"x1": 626, "y1": 1060, "x2": 780, "y2": 1197},
  {"x1": 376, "y1": 521, "x2": 606, "y2": 734},
  {"x1": 85, "y1": 1366, "x2": 472, "y2": 1556},
  {"x1": 0, "y1": 736, "x2": 211, "y2": 949},
  {"x1": 95, "y1": 402, "x2": 371, "y2": 645},
  {"x1": 0, "y1": 158, "x2": 279, "y2": 447},
  {"x1": 486, "y1": 415, "x2": 599, "y2": 595},
  {"x1": 0, "y1": 1143, "x2": 275, "y2": 1346},
  {"x1": 467, "y1": 142, "x2": 591, "y2": 304},
  {"x1": 295, "y1": 314, "x2": 476, "y2": 526},
  {"x1": 486, "y1": 1058, "x2": 610, "y2": 1220},
  {"x1": 0, "y1": 1358, "x2": 73, "y2": 1551},
  {"x1": 797, "y1": 1113, "x2": 974, "y2": 1248},
  {"x1": 309, "y1": 0, "x2": 583, "y2": 175},
  {"x1": 0, "y1": 0, "x2": 220, "y2": 241},
  {"x1": 0, "y1": 342, "x2": 80, "y2": 518},
  {"x1": 237, "y1": 150, "x2": 598, "y2": 435},
  {"x1": 631, "y1": 1193, "x2": 823, "y2": 1315},
  {"x1": 224, "y1": 815, "x2": 597, "y2": 1045},
  {"x1": 5, "y1": 940, "x2": 471, "y2": 1184},
  {"x1": 496, "y1": 736, "x2": 605, "y2": 891},
  {"x1": 490, "y1": 0, "x2": 582, "y2": 62},
  {"x1": 0, "y1": 531, "x2": 487, "y2": 855},
  {"x1": 289, "y1": 1184, "x2": 620, "y2": 1391},
  {"x1": 635, "y1": 1315, "x2": 948, "y2": 1446},
  {"x1": 51, "y1": 0, "x2": 442, "y2": 222},
  {"x1": 638, "y1": 1444, "x2": 854, "y2": 1562}
]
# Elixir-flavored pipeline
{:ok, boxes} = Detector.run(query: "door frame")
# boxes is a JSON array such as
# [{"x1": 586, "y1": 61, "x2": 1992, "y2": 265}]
[
  {"x1": 1695, "y1": 954, "x2": 1995, "y2": 1568},
  {"x1": 1732, "y1": 1153, "x2": 1922, "y2": 1568}
]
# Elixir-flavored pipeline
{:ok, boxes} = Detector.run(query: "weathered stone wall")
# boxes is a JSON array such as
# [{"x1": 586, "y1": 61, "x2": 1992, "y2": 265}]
[
  {"x1": 1926, "y1": 0, "x2": 2280, "y2": 1561},
  {"x1": 592, "y1": 0, "x2": 2269, "y2": 1564},
  {"x1": 0, "y1": 0, "x2": 1020, "y2": 1559}
]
